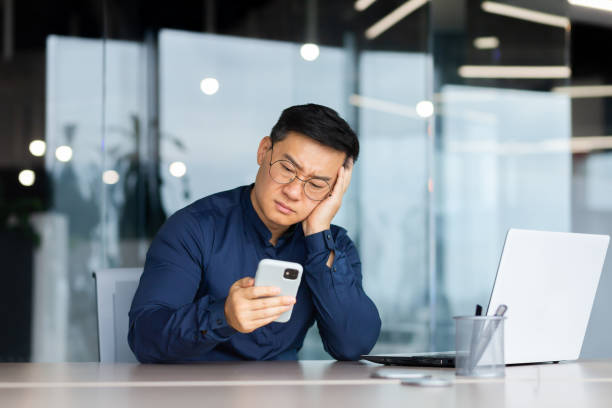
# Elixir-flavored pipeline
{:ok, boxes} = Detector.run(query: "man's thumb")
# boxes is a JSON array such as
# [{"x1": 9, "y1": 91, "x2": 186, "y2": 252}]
[{"x1": 237, "y1": 277, "x2": 254, "y2": 288}]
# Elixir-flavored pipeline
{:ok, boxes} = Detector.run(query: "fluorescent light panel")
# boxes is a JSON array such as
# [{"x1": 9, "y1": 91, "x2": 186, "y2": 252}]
[
  {"x1": 458, "y1": 65, "x2": 571, "y2": 79},
  {"x1": 473, "y1": 36, "x2": 499, "y2": 49},
  {"x1": 447, "y1": 137, "x2": 612, "y2": 154},
  {"x1": 365, "y1": 0, "x2": 429, "y2": 40},
  {"x1": 571, "y1": 136, "x2": 612, "y2": 153},
  {"x1": 355, "y1": 0, "x2": 377, "y2": 12},
  {"x1": 568, "y1": 0, "x2": 612, "y2": 12},
  {"x1": 349, "y1": 94, "x2": 420, "y2": 118},
  {"x1": 552, "y1": 85, "x2": 612, "y2": 98},
  {"x1": 482, "y1": 1, "x2": 570, "y2": 29}
]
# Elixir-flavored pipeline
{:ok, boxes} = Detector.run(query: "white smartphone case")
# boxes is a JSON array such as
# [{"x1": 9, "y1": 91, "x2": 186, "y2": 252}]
[{"x1": 253, "y1": 259, "x2": 303, "y2": 323}]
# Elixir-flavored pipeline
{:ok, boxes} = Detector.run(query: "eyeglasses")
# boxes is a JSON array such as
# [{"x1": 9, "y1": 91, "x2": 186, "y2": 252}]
[{"x1": 268, "y1": 147, "x2": 331, "y2": 201}]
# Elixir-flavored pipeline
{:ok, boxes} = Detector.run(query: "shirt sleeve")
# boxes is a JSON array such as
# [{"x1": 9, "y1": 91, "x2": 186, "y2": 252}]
[
  {"x1": 303, "y1": 227, "x2": 381, "y2": 361},
  {"x1": 128, "y1": 208, "x2": 236, "y2": 363}
]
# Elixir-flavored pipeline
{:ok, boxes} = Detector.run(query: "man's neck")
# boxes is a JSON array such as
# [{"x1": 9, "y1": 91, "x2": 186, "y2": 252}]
[{"x1": 249, "y1": 188, "x2": 287, "y2": 245}]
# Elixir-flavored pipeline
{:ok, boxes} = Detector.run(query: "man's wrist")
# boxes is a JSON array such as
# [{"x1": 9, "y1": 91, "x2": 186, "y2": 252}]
[
  {"x1": 196, "y1": 299, "x2": 237, "y2": 341},
  {"x1": 304, "y1": 229, "x2": 336, "y2": 265},
  {"x1": 303, "y1": 222, "x2": 330, "y2": 237}
]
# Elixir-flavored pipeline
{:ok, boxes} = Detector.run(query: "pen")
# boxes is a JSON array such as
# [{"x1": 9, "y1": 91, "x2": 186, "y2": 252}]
[
  {"x1": 493, "y1": 304, "x2": 508, "y2": 318},
  {"x1": 468, "y1": 304, "x2": 484, "y2": 368},
  {"x1": 469, "y1": 304, "x2": 508, "y2": 370}
]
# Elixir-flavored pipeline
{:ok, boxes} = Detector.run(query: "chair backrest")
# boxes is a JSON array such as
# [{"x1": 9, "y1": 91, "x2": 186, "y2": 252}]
[{"x1": 93, "y1": 268, "x2": 143, "y2": 363}]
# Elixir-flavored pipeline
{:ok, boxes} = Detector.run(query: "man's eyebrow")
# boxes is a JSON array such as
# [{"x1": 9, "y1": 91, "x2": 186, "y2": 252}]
[{"x1": 282, "y1": 153, "x2": 331, "y2": 181}]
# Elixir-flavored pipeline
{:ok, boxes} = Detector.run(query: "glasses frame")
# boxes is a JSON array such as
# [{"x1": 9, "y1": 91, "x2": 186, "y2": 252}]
[{"x1": 268, "y1": 147, "x2": 331, "y2": 201}]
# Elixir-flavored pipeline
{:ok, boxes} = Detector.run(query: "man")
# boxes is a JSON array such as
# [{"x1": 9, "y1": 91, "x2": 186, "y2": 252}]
[{"x1": 128, "y1": 104, "x2": 381, "y2": 362}]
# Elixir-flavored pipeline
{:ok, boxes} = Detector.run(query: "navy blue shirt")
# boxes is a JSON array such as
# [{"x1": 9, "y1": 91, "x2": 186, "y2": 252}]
[{"x1": 128, "y1": 185, "x2": 381, "y2": 362}]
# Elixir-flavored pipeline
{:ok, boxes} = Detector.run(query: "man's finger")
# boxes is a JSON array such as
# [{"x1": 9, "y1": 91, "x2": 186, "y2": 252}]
[
  {"x1": 346, "y1": 157, "x2": 354, "y2": 171},
  {"x1": 232, "y1": 277, "x2": 253, "y2": 290},
  {"x1": 239, "y1": 277, "x2": 254, "y2": 288},
  {"x1": 343, "y1": 160, "x2": 353, "y2": 193},
  {"x1": 245, "y1": 285, "x2": 281, "y2": 299},
  {"x1": 249, "y1": 305, "x2": 292, "y2": 320},
  {"x1": 331, "y1": 165, "x2": 344, "y2": 197},
  {"x1": 251, "y1": 296, "x2": 296, "y2": 310},
  {"x1": 250, "y1": 313, "x2": 289, "y2": 329}
]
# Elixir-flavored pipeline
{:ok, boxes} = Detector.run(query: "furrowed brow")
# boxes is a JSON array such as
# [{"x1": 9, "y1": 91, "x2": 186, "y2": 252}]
[{"x1": 282, "y1": 153, "x2": 331, "y2": 181}]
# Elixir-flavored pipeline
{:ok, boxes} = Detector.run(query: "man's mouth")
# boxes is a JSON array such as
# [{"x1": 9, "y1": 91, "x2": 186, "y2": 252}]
[{"x1": 274, "y1": 200, "x2": 294, "y2": 215}]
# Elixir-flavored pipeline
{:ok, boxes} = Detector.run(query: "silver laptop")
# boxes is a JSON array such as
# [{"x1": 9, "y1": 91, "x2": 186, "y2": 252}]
[{"x1": 362, "y1": 229, "x2": 610, "y2": 366}]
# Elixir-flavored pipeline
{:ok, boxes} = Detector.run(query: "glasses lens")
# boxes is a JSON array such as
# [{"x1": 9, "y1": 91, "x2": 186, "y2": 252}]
[
  {"x1": 304, "y1": 180, "x2": 330, "y2": 201},
  {"x1": 270, "y1": 161, "x2": 295, "y2": 184}
]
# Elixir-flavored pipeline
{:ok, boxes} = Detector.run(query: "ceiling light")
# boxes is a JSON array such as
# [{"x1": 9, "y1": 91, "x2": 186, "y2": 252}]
[
  {"x1": 102, "y1": 170, "x2": 120, "y2": 185},
  {"x1": 416, "y1": 100, "x2": 434, "y2": 118},
  {"x1": 365, "y1": 0, "x2": 429, "y2": 40},
  {"x1": 482, "y1": 1, "x2": 570, "y2": 29},
  {"x1": 568, "y1": 0, "x2": 612, "y2": 12},
  {"x1": 473, "y1": 36, "x2": 500, "y2": 49},
  {"x1": 552, "y1": 85, "x2": 612, "y2": 98},
  {"x1": 349, "y1": 94, "x2": 419, "y2": 118},
  {"x1": 169, "y1": 161, "x2": 187, "y2": 178},
  {"x1": 55, "y1": 145, "x2": 73, "y2": 162},
  {"x1": 200, "y1": 78, "x2": 219, "y2": 95},
  {"x1": 458, "y1": 65, "x2": 571, "y2": 79},
  {"x1": 300, "y1": 43, "x2": 320, "y2": 61},
  {"x1": 570, "y1": 136, "x2": 612, "y2": 153},
  {"x1": 355, "y1": 0, "x2": 377, "y2": 11},
  {"x1": 18, "y1": 169, "x2": 35, "y2": 187},
  {"x1": 445, "y1": 137, "x2": 612, "y2": 154},
  {"x1": 29, "y1": 140, "x2": 46, "y2": 157}
]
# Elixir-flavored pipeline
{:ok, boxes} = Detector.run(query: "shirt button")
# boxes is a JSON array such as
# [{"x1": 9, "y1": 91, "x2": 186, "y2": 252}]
[
  {"x1": 216, "y1": 318, "x2": 223, "y2": 325},
  {"x1": 327, "y1": 234, "x2": 331, "y2": 240},
  {"x1": 333, "y1": 267, "x2": 336, "y2": 272}
]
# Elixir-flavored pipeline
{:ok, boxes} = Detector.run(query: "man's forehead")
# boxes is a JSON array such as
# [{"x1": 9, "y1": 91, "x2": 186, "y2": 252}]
[
  {"x1": 275, "y1": 144, "x2": 344, "y2": 164},
  {"x1": 273, "y1": 135, "x2": 344, "y2": 176},
  {"x1": 274, "y1": 132, "x2": 344, "y2": 159}
]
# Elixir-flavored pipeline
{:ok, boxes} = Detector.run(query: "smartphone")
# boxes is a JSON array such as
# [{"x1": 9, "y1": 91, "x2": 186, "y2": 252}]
[{"x1": 253, "y1": 259, "x2": 303, "y2": 323}]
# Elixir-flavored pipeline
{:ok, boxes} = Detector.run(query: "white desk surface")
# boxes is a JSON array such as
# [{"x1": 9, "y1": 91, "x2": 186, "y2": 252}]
[{"x1": 1, "y1": 359, "x2": 611, "y2": 407}]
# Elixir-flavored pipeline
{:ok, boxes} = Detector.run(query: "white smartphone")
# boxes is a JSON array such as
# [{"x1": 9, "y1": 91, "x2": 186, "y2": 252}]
[{"x1": 253, "y1": 259, "x2": 303, "y2": 323}]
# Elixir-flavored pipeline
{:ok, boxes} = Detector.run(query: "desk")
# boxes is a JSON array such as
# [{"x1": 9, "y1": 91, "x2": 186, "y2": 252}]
[{"x1": 1, "y1": 360, "x2": 612, "y2": 407}]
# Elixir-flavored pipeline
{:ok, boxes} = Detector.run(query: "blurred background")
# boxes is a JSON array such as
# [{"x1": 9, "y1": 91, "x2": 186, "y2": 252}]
[{"x1": 1, "y1": 0, "x2": 611, "y2": 362}]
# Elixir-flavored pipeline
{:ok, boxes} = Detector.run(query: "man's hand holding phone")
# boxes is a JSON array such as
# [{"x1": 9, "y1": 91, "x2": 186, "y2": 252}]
[{"x1": 224, "y1": 277, "x2": 296, "y2": 333}]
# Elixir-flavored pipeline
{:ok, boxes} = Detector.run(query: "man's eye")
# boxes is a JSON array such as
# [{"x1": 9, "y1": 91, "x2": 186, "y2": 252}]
[
  {"x1": 308, "y1": 181, "x2": 326, "y2": 190},
  {"x1": 281, "y1": 164, "x2": 293, "y2": 172}
]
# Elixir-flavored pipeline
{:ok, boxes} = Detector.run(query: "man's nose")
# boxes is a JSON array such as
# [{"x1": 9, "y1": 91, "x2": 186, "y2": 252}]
[{"x1": 282, "y1": 179, "x2": 303, "y2": 200}]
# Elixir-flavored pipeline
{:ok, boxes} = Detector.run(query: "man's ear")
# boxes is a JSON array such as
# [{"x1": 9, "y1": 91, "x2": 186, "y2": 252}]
[{"x1": 257, "y1": 136, "x2": 272, "y2": 166}]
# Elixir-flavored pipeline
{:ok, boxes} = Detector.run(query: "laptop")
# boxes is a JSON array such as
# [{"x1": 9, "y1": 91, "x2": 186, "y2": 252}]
[{"x1": 362, "y1": 229, "x2": 610, "y2": 367}]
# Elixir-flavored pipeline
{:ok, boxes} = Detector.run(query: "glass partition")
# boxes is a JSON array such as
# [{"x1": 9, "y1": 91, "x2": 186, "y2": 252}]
[{"x1": 431, "y1": 0, "x2": 572, "y2": 349}]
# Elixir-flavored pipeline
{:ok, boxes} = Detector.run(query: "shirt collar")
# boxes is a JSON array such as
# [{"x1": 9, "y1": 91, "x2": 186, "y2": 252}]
[{"x1": 241, "y1": 184, "x2": 299, "y2": 247}]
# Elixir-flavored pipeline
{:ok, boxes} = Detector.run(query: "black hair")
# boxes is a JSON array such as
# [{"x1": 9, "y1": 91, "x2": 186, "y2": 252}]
[{"x1": 269, "y1": 104, "x2": 359, "y2": 164}]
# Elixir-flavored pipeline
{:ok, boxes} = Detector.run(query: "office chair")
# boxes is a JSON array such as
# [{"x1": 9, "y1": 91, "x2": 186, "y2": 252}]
[{"x1": 92, "y1": 268, "x2": 143, "y2": 363}]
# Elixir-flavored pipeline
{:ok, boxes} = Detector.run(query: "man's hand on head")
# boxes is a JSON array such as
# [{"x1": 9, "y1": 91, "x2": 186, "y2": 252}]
[
  {"x1": 224, "y1": 277, "x2": 296, "y2": 333},
  {"x1": 302, "y1": 158, "x2": 354, "y2": 237}
]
